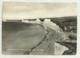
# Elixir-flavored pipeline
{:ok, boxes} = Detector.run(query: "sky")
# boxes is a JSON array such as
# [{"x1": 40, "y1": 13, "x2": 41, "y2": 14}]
[{"x1": 2, "y1": 2, "x2": 76, "y2": 20}]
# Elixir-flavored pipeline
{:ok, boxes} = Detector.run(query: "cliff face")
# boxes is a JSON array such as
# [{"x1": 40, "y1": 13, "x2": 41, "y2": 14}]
[{"x1": 2, "y1": 16, "x2": 77, "y2": 55}]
